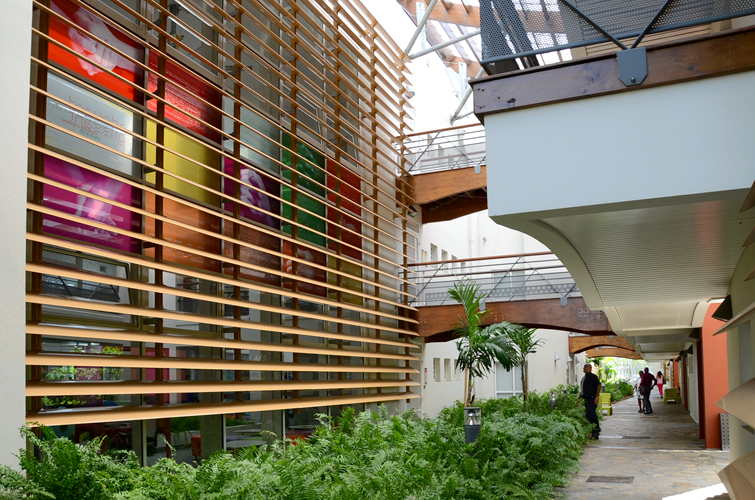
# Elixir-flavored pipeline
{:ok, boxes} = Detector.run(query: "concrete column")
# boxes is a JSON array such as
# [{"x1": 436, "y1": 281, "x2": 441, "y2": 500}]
[{"x1": 0, "y1": 0, "x2": 33, "y2": 467}]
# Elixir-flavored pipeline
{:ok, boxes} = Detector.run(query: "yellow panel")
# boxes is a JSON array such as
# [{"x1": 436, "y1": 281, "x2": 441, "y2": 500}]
[
  {"x1": 328, "y1": 258, "x2": 364, "y2": 306},
  {"x1": 146, "y1": 120, "x2": 220, "y2": 205}
]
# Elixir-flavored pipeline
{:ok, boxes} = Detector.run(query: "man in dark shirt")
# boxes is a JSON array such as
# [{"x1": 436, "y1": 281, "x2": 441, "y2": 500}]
[
  {"x1": 579, "y1": 364, "x2": 602, "y2": 439},
  {"x1": 640, "y1": 367, "x2": 657, "y2": 414}
]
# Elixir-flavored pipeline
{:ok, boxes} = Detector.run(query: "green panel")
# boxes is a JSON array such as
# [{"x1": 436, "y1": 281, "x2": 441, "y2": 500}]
[
  {"x1": 282, "y1": 134, "x2": 325, "y2": 197},
  {"x1": 281, "y1": 134, "x2": 326, "y2": 246}
]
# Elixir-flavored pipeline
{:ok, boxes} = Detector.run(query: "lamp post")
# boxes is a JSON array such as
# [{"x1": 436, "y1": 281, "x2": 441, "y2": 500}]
[{"x1": 464, "y1": 407, "x2": 481, "y2": 445}]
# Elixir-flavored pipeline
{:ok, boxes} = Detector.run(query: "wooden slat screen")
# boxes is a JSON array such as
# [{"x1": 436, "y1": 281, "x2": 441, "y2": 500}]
[{"x1": 26, "y1": 0, "x2": 419, "y2": 433}]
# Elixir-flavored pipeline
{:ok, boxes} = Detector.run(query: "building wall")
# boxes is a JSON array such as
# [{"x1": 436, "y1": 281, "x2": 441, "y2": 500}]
[
  {"x1": 701, "y1": 306, "x2": 729, "y2": 449},
  {"x1": 420, "y1": 340, "x2": 464, "y2": 418},
  {"x1": 727, "y1": 244, "x2": 755, "y2": 460},
  {"x1": 14, "y1": 0, "x2": 419, "y2": 466},
  {"x1": 0, "y1": 0, "x2": 32, "y2": 466},
  {"x1": 687, "y1": 343, "x2": 699, "y2": 423},
  {"x1": 484, "y1": 71, "x2": 755, "y2": 221}
]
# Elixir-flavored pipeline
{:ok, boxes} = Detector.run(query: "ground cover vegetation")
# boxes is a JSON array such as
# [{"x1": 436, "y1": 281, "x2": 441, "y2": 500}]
[{"x1": 1, "y1": 391, "x2": 594, "y2": 500}]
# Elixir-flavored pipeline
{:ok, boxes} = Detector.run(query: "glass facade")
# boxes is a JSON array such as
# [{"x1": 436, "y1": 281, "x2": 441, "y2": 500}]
[{"x1": 26, "y1": 0, "x2": 420, "y2": 463}]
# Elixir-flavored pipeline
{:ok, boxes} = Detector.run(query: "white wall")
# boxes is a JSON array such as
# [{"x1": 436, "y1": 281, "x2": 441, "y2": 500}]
[
  {"x1": 420, "y1": 341, "x2": 465, "y2": 418},
  {"x1": 0, "y1": 0, "x2": 32, "y2": 467},
  {"x1": 419, "y1": 210, "x2": 549, "y2": 264},
  {"x1": 527, "y1": 330, "x2": 571, "y2": 394},
  {"x1": 484, "y1": 71, "x2": 755, "y2": 221}
]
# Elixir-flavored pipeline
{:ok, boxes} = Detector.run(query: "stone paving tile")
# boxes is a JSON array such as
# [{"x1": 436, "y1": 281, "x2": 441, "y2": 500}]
[{"x1": 558, "y1": 393, "x2": 729, "y2": 500}]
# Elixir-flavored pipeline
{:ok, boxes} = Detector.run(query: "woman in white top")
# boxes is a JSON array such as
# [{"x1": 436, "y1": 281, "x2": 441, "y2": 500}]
[
  {"x1": 634, "y1": 370, "x2": 645, "y2": 413},
  {"x1": 657, "y1": 371, "x2": 665, "y2": 398}
]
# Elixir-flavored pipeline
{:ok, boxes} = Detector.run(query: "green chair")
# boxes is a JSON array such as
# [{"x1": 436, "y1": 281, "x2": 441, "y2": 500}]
[
  {"x1": 663, "y1": 387, "x2": 681, "y2": 404},
  {"x1": 599, "y1": 392, "x2": 612, "y2": 416}
]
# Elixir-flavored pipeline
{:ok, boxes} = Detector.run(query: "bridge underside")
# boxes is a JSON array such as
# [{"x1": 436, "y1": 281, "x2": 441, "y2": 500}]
[
  {"x1": 569, "y1": 335, "x2": 640, "y2": 360},
  {"x1": 414, "y1": 296, "x2": 611, "y2": 342},
  {"x1": 408, "y1": 166, "x2": 487, "y2": 223}
]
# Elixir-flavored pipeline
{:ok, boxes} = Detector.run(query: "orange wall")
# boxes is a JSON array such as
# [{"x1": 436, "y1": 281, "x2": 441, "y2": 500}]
[{"x1": 701, "y1": 304, "x2": 729, "y2": 449}]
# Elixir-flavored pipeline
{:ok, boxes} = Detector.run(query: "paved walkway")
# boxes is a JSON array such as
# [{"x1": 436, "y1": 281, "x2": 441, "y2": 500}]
[{"x1": 560, "y1": 392, "x2": 730, "y2": 500}]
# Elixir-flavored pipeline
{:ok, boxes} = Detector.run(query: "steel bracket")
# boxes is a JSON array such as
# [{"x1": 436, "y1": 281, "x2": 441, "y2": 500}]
[{"x1": 617, "y1": 47, "x2": 647, "y2": 87}]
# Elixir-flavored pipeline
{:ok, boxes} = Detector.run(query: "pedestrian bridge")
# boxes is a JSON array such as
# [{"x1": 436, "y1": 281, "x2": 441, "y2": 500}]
[
  {"x1": 408, "y1": 252, "x2": 629, "y2": 348},
  {"x1": 403, "y1": 124, "x2": 488, "y2": 223}
]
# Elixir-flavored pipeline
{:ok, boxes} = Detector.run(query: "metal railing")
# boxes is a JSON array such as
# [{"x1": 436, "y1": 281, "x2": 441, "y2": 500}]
[
  {"x1": 402, "y1": 123, "x2": 486, "y2": 175},
  {"x1": 406, "y1": 252, "x2": 580, "y2": 307}
]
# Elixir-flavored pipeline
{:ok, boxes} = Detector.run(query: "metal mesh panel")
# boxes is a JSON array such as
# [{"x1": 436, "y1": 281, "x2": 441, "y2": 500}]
[{"x1": 481, "y1": 0, "x2": 755, "y2": 67}]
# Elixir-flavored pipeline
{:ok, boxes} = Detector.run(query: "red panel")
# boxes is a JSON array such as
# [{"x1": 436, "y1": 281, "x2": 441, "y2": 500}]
[
  {"x1": 326, "y1": 159, "x2": 362, "y2": 261},
  {"x1": 147, "y1": 52, "x2": 222, "y2": 143},
  {"x1": 49, "y1": 0, "x2": 144, "y2": 101},
  {"x1": 701, "y1": 304, "x2": 729, "y2": 449}
]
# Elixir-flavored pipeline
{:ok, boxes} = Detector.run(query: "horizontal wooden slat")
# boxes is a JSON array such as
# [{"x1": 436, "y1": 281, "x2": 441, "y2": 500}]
[
  {"x1": 27, "y1": 232, "x2": 417, "y2": 324},
  {"x1": 32, "y1": 2, "x2": 414, "y2": 215},
  {"x1": 27, "y1": 378, "x2": 418, "y2": 397},
  {"x1": 27, "y1": 263, "x2": 416, "y2": 337},
  {"x1": 26, "y1": 293, "x2": 418, "y2": 348},
  {"x1": 26, "y1": 324, "x2": 420, "y2": 360},
  {"x1": 27, "y1": 145, "x2": 414, "y2": 291},
  {"x1": 27, "y1": 352, "x2": 418, "y2": 374},
  {"x1": 26, "y1": 392, "x2": 420, "y2": 427},
  {"x1": 27, "y1": 200, "x2": 418, "y2": 313}
]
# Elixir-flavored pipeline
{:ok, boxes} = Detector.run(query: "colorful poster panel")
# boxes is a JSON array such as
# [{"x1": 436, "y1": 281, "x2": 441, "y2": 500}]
[
  {"x1": 282, "y1": 134, "x2": 325, "y2": 197},
  {"x1": 42, "y1": 155, "x2": 141, "y2": 253},
  {"x1": 147, "y1": 52, "x2": 222, "y2": 143},
  {"x1": 144, "y1": 194, "x2": 221, "y2": 273},
  {"x1": 46, "y1": 72, "x2": 141, "y2": 178},
  {"x1": 327, "y1": 258, "x2": 363, "y2": 306},
  {"x1": 325, "y1": 159, "x2": 362, "y2": 261},
  {"x1": 145, "y1": 121, "x2": 220, "y2": 205},
  {"x1": 49, "y1": 0, "x2": 144, "y2": 101},
  {"x1": 280, "y1": 135, "x2": 328, "y2": 297},
  {"x1": 222, "y1": 158, "x2": 280, "y2": 286}
]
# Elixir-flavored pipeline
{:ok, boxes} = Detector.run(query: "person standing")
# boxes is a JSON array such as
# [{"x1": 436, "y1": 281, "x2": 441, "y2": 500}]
[
  {"x1": 579, "y1": 364, "x2": 602, "y2": 439},
  {"x1": 634, "y1": 370, "x2": 645, "y2": 413},
  {"x1": 656, "y1": 371, "x2": 665, "y2": 398},
  {"x1": 640, "y1": 367, "x2": 657, "y2": 414}
]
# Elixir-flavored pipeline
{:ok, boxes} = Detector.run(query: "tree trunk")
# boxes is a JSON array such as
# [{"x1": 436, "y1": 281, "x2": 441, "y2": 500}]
[
  {"x1": 522, "y1": 364, "x2": 528, "y2": 401},
  {"x1": 463, "y1": 366, "x2": 469, "y2": 406}
]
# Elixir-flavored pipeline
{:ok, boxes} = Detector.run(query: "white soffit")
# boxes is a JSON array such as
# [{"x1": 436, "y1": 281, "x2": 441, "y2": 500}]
[
  {"x1": 539, "y1": 197, "x2": 755, "y2": 335},
  {"x1": 542, "y1": 198, "x2": 755, "y2": 306}
]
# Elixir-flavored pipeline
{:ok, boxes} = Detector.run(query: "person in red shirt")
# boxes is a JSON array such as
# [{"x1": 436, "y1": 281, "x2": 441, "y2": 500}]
[{"x1": 639, "y1": 367, "x2": 657, "y2": 414}]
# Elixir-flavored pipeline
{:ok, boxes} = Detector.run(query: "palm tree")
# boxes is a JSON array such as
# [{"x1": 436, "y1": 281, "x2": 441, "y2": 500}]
[
  {"x1": 449, "y1": 279, "x2": 516, "y2": 407},
  {"x1": 506, "y1": 326, "x2": 544, "y2": 401}
]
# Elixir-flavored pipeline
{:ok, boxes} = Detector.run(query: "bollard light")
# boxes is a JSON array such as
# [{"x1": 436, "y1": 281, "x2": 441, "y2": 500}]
[
  {"x1": 549, "y1": 392, "x2": 557, "y2": 409},
  {"x1": 464, "y1": 407, "x2": 481, "y2": 445}
]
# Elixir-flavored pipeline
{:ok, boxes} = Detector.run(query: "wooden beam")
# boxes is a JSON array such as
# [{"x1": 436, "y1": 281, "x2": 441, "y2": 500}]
[
  {"x1": 417, "y1": 297, "x2": 612, "y2": 340},
  {"x1": 473, "y1": 26, "x2": 755, "y2": 119},
  {"x1": 422, "y1": 191, "x2": 487, "y2": 223},
  {"x1": 584, "y1": 347, "x2": 642, "y2": 360},
  {"x1": 408, "y1": 165, "x2": 487, "y2": 204},
  {"x1": 569, "y1": 334, "x2": 632, "y2": 354}
]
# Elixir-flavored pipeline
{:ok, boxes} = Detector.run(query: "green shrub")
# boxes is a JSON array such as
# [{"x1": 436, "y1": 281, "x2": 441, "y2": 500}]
[
  {"x1": 19, "y1": 426, "x2": 139, "y2": 500},
  {"x1": 13, "y1": 387, "x2": 595, "y2": 500}
]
